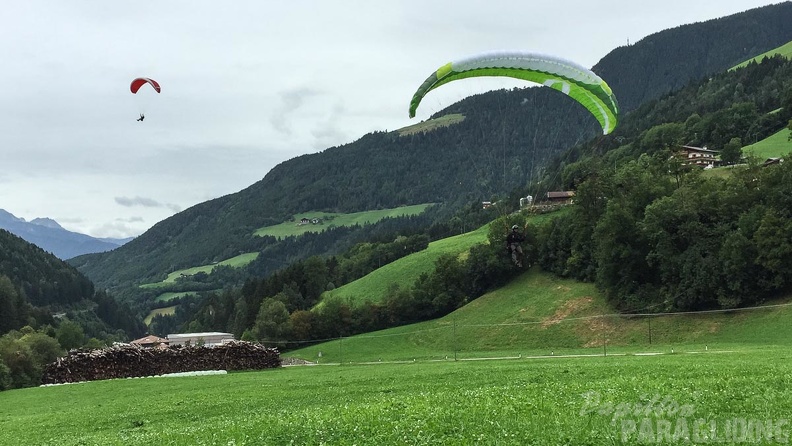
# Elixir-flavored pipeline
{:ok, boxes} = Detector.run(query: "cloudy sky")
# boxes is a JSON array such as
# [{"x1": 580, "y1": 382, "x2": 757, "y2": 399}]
[{"x1": 0, "y1": 1, "x2": 781, "y2": 238}]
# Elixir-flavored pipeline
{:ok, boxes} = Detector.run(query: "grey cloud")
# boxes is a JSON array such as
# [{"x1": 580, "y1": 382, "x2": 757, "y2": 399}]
[
  {"x1": 116, "y1": 216, "x2": 145, "y2": 223},
  {"x1": 270, "y1": 88, "x2": 322, "y2": 135},
  {"x1": 115, "y1": 196, "x2": 181, "y2": 212}
]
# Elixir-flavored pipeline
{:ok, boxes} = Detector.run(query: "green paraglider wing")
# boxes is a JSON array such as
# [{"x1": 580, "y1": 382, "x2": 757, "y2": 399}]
[{"x1": 409, "y1": 51, "x2": 619, "y2": 135}]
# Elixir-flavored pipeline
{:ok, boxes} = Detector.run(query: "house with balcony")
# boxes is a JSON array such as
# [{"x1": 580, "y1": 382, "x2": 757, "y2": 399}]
[{"x1": 677, "y1": 145, "x2": 720, "y2": 167}]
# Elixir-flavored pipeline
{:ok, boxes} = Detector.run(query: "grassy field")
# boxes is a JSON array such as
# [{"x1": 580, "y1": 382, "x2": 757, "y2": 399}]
[
  {"x1": 743, "y1": 128, "x2": 792, "y2": 160},
  {"x1": 3, "y1": 349, "x2": 792, "y2": 445},
  {"x1": 319, "y1": 224, "x2": 490, "y2": 309},
  {"x1": 253, "y1": 204, "x2": 433, "y2": 239},
  {"x1": 139, "y1": 252, "x2": 259, "y2": 289},
  {"x1": 397, "y1": 113, "x2": 466, "y2": 136},
  {"x1": 319, "y1": 210, "x2": 565, "y2": 309},
  {"x1": 293, "y1": 268, "x2": 792, "y2": 364},
  {"x1": 7, "y1": 219, "x2": 792, "y2": 444},
  {"x1": 154, "y1": 291, "x2": 201, "y2": 303},
  {"x1": 143, "y1": 305, "x2": 177, "y2": 325},
  {"x1": 731, "y1": 40, "x2": 792, "y2": 70}
]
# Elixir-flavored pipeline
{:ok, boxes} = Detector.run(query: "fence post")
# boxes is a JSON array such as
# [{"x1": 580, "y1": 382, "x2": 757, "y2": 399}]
[
  {"x1": 339, "y1": 336, "x2": 343, "y2": 365},
  {"x1": 453, "y1": 316, "x2": 458, "y2": 361},
  {"x1": 603, "y1": 325, "x2": 607, "y2": 357}
]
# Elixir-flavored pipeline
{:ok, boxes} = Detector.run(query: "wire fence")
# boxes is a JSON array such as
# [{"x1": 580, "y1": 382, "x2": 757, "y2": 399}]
[{"x1": 273, "y1": 301, "x2": 792, "y2": 365}]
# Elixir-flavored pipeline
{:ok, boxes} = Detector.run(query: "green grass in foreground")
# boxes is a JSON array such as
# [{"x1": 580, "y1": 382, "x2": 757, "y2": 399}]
[
  {"x1": 3, "y1": 349, "x2": 792, "y2": 445},
  {"x1": 253, "y1": 204, "x2": 433, "y2": 239}
]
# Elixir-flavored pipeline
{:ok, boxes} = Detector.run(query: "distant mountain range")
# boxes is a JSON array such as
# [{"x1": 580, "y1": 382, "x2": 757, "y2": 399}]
[{"x1": 0, "y1": 209, "x2": 132, "y2": 259}]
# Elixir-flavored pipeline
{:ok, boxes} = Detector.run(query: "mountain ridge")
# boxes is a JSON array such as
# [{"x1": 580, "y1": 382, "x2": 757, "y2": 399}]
[{"x1": 0, "y1": 209, "x2": 131, "y2": 260}]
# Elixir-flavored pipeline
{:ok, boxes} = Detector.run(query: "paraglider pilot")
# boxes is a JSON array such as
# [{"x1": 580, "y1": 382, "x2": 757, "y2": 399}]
[
  {"x1": 136, "y1": 113, "x2": 145, "y2": 122},
  {"x1": 506, "y1": 225, "x2": 525, "y2": 268}
]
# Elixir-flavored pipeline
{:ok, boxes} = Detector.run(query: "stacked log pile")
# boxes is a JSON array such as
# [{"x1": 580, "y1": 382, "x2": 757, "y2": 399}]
[{"x1": 41, "y1": 341, "x2": 280, "y2": 384}]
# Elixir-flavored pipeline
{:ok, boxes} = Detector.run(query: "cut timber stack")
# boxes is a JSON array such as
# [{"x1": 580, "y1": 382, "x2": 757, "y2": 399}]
[{"x1": 41, "y1": 341, "x2": 280, "y2": 384}]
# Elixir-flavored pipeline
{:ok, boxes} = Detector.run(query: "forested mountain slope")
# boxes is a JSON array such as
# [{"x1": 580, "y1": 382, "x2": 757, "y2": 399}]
[
  {"x1": 0, "y1": 229, "x2": 144, "y2": 337},
  {"x1": 593, "y1": 2, "x2": 792, "y2": 113},
  {"x1": 71, "y1": 3, "x2": 792, "y2": 293}
]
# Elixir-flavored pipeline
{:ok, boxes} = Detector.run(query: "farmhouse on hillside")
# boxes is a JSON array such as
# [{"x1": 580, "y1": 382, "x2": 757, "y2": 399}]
[
  {"x1": 762, "y1": 157, "x2": 783, "y2": 167},
  {"x1": 297, "y1": 217, "x2": 323, "y2": 225},
  {"x1": 546, "y1": 191, "x2": 575, "y2": 204},
  {"x1": 676, "y1": 145, "x2": 720, "y2": 168}
]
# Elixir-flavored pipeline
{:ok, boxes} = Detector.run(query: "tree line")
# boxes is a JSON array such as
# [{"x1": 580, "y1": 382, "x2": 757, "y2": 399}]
[{"x1": 534, "y1": 56, "x2": 792, "y2": 312}]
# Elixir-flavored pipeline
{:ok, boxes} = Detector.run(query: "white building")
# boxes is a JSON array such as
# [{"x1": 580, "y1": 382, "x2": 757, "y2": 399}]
[{"x1": 166, "y1": 332, "x2": 235, "y2": 347}]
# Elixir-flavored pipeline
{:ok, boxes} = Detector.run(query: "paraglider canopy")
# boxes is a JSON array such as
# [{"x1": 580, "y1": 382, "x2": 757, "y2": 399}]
[
  {"x1": 130, "y1": 77, "x2": 161, "y2": 94},
  {"x1": 409, "y1": 51, "x2": 619, "y2": 135}
]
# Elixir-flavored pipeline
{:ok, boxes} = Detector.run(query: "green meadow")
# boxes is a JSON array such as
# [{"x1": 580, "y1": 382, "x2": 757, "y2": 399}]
[
  {"x1": 143, "y1": 305, "x2": 177, "y2": 326},
  {"x1": 139, "y1": 252, "x2": 259, "y2": 289},
  {"x1": 154, "y1": 291, "x2": 200, "y2": 303},
  {"x1": 7, "y1": 223, "x2": 792, "y2": 444},
  {"x1": 3, "y1": 348, "x2": 792, "y2": 445},
  {"x1": 320, "y1": 210, "x2": 564, "y2": 309},
  {"x1": 743, "y1": 128, "x2": 792, "y2": 160},
  {"x1": 253, "y1": 204, "x2": 433, "y2": 239},
  {"x1": 731, "y1": 40, "x2": 792, "y2": 70},
  {"x1": 701, "y1": 127, "x2": 789, "y2": 180},
  {"x1": 397, "y1": 113, "x2": 466, "y2": 136},
  {"x1": 319, "y1": 224, "x2": 490, "y2": 308},
  {"x1": 293, "y1": 268, "x2": 792, "y2": 364}
]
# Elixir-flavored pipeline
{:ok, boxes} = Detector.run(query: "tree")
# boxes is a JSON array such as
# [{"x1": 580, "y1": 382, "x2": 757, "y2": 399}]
[
  {"x1": 55, "y1": 320, "x2": 85, "y2": 350},
  {"x1": 0, "y1": 334, "x2": 40, "y2": 388},
  {"x1": 252, "y1": 298, "x2": 291, "y2": 347},
  {"x1": 0, "y1": 361, "x2": 11, "y2": 390},
  {"x1": 0, "y1": 276, "x2": 23, "y2": 333},
  {"x1": 288, "y1": 310, "x2": 316, "y2": 342},
  {"x1": 639, "y1": 123, "x2": 685, "y2": 154},
  {"x1": 21, "y1": 332, "x2": 63, "y2": 366},
  {"x1": 720, "y1": 137, "x2": 742, "y2": 165}
]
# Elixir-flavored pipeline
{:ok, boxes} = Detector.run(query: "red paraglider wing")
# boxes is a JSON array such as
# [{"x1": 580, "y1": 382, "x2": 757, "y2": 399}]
[{"x1": 130, "y1": 77, "x2": 161, "y2": 94}]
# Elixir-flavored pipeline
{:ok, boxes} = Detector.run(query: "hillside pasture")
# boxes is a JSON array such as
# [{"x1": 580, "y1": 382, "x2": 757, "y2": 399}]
[
  {"x1": 396, "y1": 113, "x2": 466, "y2": 136},
  {"x1": 253, "y1": 204, "x2": 433, "y2": 239},
  {"x1": 143, "y1": 305, "x2": 176, "y2": 325},
  {"x1": 154, "y1": 291, "x2": 200, "y2": 303},
  {"x1": 139, "y1": 252, "x2": 259, "y2": 289},
  {"x1": 318, "y1": 210, "x2": 565, "y2": 310},
  {"x1": 317, "y1": 224, "x2": 490, "y2": 309},
  {"x1": 3, "y1": 349, "x2": 792, "y2": 445},
  {"x1": 743, "y1": 127, "x2": 792, "y2": 160},
  {"x1": 730, "y1": 40, "x2": 792, "y2": 70},
  {"x1": 293, "y1": 269, "x2": 792, "y2": 364}
]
